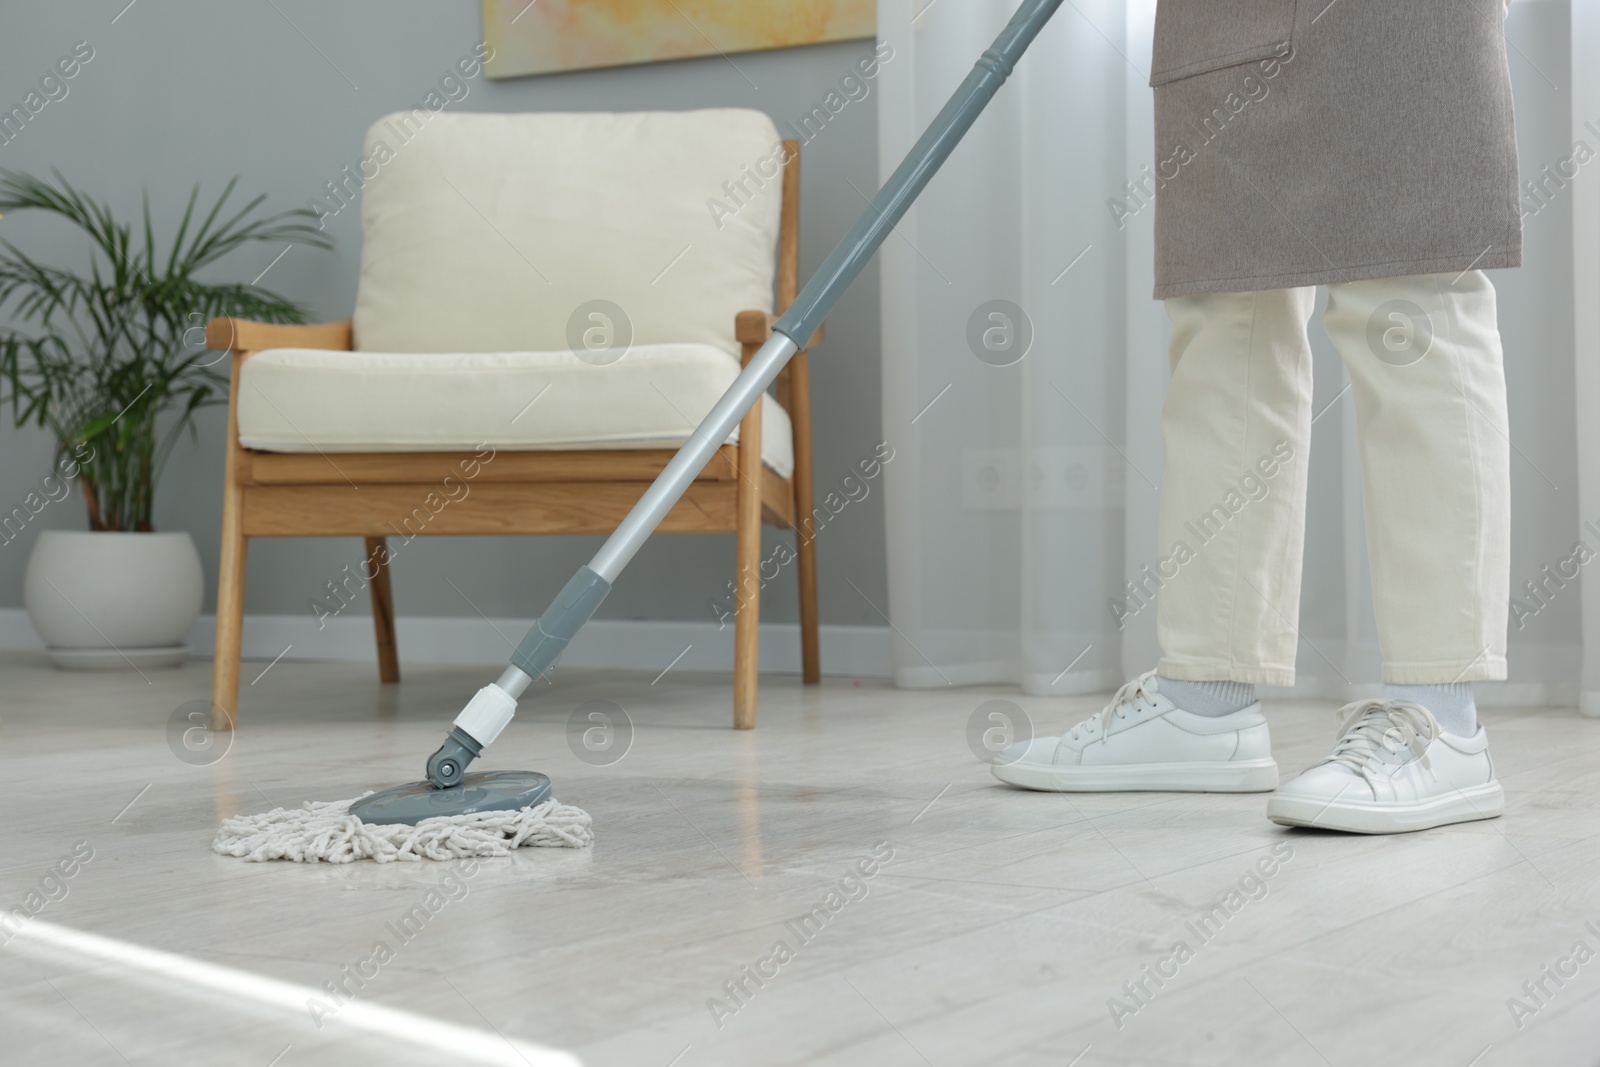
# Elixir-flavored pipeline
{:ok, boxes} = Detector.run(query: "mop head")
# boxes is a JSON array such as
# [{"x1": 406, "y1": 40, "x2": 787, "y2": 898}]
[{"x1": 212, "y1": 795, "x2": 593, "y2": 864}]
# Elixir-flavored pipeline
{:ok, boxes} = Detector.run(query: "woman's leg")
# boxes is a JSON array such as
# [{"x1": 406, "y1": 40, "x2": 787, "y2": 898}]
[
  {"x1": 1265, "y1": 272, "x2": 1508, "y2": 832},
  {"x1": 1322, "y1": 271, "x2": 1511, "y2": 686},
  {"x1": 1156, "y1": 287, "x2": 1317, "y2": 688},
  {"x1": 988, "y1": 288, "x2": 1313, "y2": 794}
]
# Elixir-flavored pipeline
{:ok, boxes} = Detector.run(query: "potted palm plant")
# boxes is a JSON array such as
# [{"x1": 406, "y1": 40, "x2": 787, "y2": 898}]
[{"x1": 0, "y1": 171, "x2": 328, "y2": 668}]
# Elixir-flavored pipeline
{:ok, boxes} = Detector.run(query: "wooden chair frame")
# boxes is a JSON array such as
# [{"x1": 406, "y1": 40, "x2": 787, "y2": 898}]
[{"x1": 207, "y1": 140, "x2": 820, "y2": 730}]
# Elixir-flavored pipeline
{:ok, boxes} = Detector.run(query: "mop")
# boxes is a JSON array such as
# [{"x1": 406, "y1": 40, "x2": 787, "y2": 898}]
[
  {"x1": 213, "y1": 0, "x2": 1066, "y2": 862},
  {"x1": 212, "y1": 774, "x2": 593, "y2": 863}
]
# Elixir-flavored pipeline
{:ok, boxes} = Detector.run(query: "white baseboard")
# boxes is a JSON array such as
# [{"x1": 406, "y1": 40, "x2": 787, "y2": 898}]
[
  {"x1": 0, "y1": 607, "x2": 1579, "y2": 707},
  {"x1": 0, "y1": 609, "x2": 45, "y2": 653},
  {"x1": 0, "y1": 607, "x2": 894, "y2": 678},
  {"x1": 1257, "y1": 640, "x2": 1582, "y2": 709},
  {"x1": 879, "y1": 634, "x2": 1580, "y2": 709}
]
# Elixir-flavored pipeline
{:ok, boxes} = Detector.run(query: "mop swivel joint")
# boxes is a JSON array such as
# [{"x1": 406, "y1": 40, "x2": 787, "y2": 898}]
[
  {"x1": 426, "y1": 727, "x2": 482, "y2": 789},
  {"x1": 425, "y1": 682, "x2": 520, "y2": 788},
  {"x1": 421, "y1": 569, "x2": 611, "y2": 790}
]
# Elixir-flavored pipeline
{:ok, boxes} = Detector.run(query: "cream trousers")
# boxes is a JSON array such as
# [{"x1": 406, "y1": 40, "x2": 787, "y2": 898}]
[{"x1": 1154, "y1": 272, "x2": 1510, "y2": 687}]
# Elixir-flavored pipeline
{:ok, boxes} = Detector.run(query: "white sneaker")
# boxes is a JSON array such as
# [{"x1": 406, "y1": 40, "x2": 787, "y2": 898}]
[
  {"x1": 991, "y1": 671, "x2": 1278, "y2": 792},
  {"x1": 1266, "y1": 699, "x2": 1504, "y2": 834}
]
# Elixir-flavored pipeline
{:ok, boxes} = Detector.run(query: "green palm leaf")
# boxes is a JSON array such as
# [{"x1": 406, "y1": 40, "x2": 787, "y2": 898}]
[{"x1": 0, "y1": 171, "x2": 330, "y2": 531}]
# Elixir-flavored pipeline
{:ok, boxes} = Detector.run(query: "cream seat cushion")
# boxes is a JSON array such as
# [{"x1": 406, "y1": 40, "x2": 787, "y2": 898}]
[{"x1": 236, "y1": 343, "x2": 795, "y2": 478}]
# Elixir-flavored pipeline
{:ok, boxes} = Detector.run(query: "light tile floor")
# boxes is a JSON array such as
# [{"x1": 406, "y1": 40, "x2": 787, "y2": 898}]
[{"x1": 1, "y1": 652, "x2": 1598, "y2": 1066}]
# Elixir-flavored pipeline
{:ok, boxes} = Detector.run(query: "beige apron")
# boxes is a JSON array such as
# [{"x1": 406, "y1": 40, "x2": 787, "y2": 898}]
[{"x1": 1149, "y1": 0, "x2": 1521, "y2": 298}]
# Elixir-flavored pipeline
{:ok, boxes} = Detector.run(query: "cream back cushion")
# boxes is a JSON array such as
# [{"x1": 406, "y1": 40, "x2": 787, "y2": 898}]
[{"x1": 352, "y1": 109, "x2": 783, "y2": 356}]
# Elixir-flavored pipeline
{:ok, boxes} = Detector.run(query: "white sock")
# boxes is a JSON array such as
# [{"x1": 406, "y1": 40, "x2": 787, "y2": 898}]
[
  {"x1": 1385, "y1": 682, "x2": 1477, "y2": 736},
  {"x1": 1155, "y1": 676, "x2": 1256, "y2": 717}
]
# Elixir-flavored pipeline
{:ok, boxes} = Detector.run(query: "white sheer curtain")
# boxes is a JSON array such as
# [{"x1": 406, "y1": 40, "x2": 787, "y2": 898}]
[
  {"x1": 878, "y1": 0, "x2": 1138, "y2": 697},
  {"x1": 1573, "y1": 0, "x2": 1600, "y2": 716},
  {"x1": 878, "y1": 0, "x2": 1582, "y2": 707}
]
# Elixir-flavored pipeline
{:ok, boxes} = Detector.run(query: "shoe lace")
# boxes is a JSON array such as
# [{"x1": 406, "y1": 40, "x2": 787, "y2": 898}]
[
  {"x1": 1067, "y1": 670, "x2": 1159, "y2": 742},
  {"x1": 1326, "y1": 699, "x2": 1440, "y2": 779}
]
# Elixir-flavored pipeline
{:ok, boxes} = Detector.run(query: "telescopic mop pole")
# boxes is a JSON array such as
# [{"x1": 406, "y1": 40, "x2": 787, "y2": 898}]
[{"x1": 424, "y1": 0, "x2": 1067, "y2": 788}]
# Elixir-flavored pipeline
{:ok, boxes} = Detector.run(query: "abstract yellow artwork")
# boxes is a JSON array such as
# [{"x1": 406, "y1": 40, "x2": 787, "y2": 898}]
[{"x1": 483, "y1": 0, "x2": 877, "y2": 79}]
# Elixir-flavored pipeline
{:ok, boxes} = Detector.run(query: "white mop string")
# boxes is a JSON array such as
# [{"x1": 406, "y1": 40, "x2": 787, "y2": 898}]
[{"x1": 213, "y1": 795, "x2": 593, "y2": 863}]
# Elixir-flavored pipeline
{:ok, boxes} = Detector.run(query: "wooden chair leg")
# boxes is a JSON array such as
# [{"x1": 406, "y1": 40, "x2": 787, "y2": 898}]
[
  {"x1": 211, "y1": 474, "x2": 247, "y2": 732},
  {"x1": 211, "y1": 352, "x2": 253, "y2": 733},
  {"x1": 788, "y1": 350, "x2": 821, "y2": 684},
  {"x1": 365, "y1": 536, "x2": 400, "y2": 684},
  {"x1": 733, "y1": 391, "x2": 764, "y2": 729}
]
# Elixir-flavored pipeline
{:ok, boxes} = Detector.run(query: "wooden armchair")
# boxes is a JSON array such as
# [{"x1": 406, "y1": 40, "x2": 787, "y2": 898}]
[{"x1": 207, "y1": 112, "x2": 820, "y2": 730}]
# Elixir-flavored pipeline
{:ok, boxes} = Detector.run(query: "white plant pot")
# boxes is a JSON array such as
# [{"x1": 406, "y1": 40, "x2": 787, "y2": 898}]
[{"x1": 24, "y1": 530, "x2": 204, "y2": 670}]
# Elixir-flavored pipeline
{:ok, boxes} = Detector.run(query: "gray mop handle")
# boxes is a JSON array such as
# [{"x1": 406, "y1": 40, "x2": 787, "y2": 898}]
[
  {"x1": 775, "y1": 0, "x2": 1066, "y2": 344},
  {"x1": 426, "y1": 0, "x2": 1068, "y2": 785},
  {"x1": 503, "y1": 0, "x2": 1066, "y2": 690}
]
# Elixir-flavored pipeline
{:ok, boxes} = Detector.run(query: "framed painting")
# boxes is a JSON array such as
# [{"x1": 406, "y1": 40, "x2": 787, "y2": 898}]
[{"x1": 483, "y1": 0, "x2": 877, "y2": 79}]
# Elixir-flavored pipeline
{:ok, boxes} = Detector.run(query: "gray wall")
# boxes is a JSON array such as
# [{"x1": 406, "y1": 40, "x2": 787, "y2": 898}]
[{"x1": 0, "y1": 1, "x2": 887, "y2": 628}]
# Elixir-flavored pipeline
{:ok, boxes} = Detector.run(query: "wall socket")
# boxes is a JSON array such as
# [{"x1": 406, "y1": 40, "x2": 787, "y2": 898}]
[{"x1": 959, "y1": 447, "x2": 1125, "y2": 511}]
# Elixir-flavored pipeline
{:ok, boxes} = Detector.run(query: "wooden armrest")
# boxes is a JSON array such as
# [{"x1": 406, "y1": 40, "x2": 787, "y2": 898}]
[
  {"x1": 206, "y1": 318, "x2": 353, "y2": 353},
  {"x1": 734, "y1": 310, "x2": 825, "y2": 350}
]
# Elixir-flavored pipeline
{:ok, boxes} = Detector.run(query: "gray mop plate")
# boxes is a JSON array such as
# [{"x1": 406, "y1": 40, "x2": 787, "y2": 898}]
[{"x1": 347, "y1": 770, "x2": 552, "y2": 827}]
